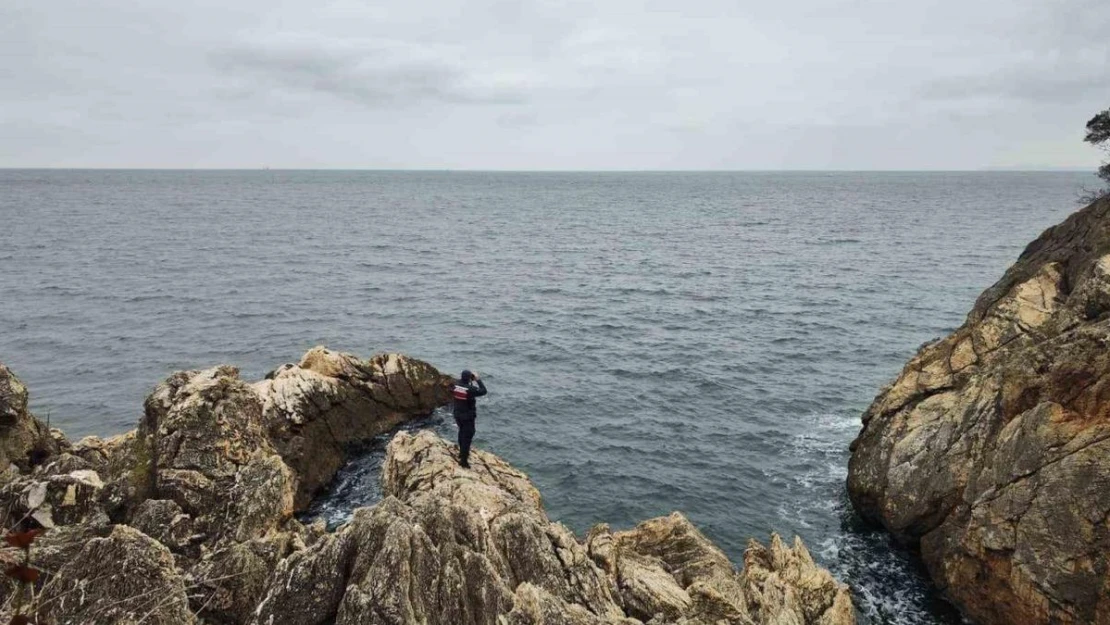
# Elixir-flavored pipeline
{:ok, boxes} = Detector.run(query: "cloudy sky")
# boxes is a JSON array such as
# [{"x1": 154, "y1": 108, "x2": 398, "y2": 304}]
[{"x1": 3, "y1": 0, "x2": 1109, "y2": 169}]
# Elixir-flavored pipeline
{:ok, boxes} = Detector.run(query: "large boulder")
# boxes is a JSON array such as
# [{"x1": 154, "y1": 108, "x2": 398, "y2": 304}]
[
  {"x1": 0, "y1": 363, "x2": 65, "y2": 473},
  {"x1": 36, "y1": 525, "x2": 196, "y2": 625},
  {"x1": 252, "y1": 430, "x2": 854, "y2": 625},
  {"x1": 129, "y1": 365, "x2": 302, "y2": 623},
  {"x1": 848, "y1": 197, "x2": 1110, "y2": 625},
  {"x1": 136, "y1": 365, "x2": 297, "y2": 548}
]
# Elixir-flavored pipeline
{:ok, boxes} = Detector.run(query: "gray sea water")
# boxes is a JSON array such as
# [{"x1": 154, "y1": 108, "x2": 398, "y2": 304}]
[{"x1": 0, "y1": 170, "x2": 1093, "y2": 623}]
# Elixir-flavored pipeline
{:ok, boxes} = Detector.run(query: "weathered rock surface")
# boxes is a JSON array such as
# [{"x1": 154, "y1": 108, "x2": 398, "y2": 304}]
[
  {"x1": 253, "y1": 431, "x2": 854, "y2": 625},
  {"x1": 254, "y1": 346, "x2": 452, "y2": 507},
  {"x1": 588, "y1": 514, "x2": 853, "y2": 625},
  {"x1": 848, "y1": 197, "x2": 1110, "y2": 625},
  {"x1": 0, "y1": 348, "x2": 853, "y2": 625},
  {"x1": 0, "y1": 347, "x2": 452, "y2": 624},
  {"x1": 38, "y1": 525, "x2": 197, "y2": 625},
  {"x1": 0, "y1": 363, "x2": 65, "y2": 474}
]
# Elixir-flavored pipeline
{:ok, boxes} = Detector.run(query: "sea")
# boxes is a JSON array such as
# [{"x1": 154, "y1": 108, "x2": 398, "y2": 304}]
[{"x1": 0, "y1": 170, "x2": 1094, "y2": 624}]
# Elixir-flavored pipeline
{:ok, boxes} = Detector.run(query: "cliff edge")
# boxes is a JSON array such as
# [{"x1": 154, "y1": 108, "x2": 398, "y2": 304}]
[
  {"x1": 0, "y1": 348, "x2": 853, "y2": 625},
  {"x1": 848, "y1": 198, "x2": 1110, "y2": 625}
]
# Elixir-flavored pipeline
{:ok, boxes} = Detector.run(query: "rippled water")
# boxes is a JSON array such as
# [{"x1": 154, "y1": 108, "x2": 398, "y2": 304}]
[{"x1": 0, "y1": 170, "x2": 1092, "y2": 623}]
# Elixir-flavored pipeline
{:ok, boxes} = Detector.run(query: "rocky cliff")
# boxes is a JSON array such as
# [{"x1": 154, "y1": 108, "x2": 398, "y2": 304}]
[
  {"x1": 0, "y1": 347, "x2": 854, "y2": 625},
  {"x1": 0, "y1": 346, "x2": 451, "y2": 624},
  {"x1": 848, "y1": 197, "x2": 1110, "y2": 625}
]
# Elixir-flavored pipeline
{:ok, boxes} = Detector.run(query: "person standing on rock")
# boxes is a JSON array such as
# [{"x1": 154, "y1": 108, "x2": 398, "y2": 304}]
[{"x1": 452, "y1": 370, "x2": 487, "y2": 468}]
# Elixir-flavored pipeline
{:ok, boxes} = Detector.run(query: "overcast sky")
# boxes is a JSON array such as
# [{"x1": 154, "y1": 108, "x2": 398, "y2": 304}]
[{"x1": 2, "y1": 0, "x2": 1109, "y2": 169}]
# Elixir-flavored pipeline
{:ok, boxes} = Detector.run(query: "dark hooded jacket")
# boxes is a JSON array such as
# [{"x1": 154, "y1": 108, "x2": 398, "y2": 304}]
[{"x1": 452, "y1": 377, "x2": 487, "y2": 421}]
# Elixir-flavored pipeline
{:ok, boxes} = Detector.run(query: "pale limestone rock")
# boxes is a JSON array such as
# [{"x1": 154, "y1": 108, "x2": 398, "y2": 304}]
[
  {"x1": 849, "y1": 197, "x2": 1110, "y2": 624},
  {"x1": 254, "y1": 432, "x2": 853, "y2": 625},
  {"x1": 0, "y1": 349, "x2": 853, "y2": 625},
  {"x1": 587, "y1": 513, "x2": 852, "y2": 625},
  {"x1": 137, "y1": 366, "x2": 296, "y2": 544},
  {"x1": 253, "y1": 346, "x2": 453, "y2": 506},
  {"x1": 37, "y1": 525, "x2": 196, "y2": 625}
]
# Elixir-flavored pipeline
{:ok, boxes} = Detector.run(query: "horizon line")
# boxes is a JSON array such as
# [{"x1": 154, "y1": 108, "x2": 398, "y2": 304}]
[{"x1": 0, "y1": 167, "x2": 1094, "y2": 173}]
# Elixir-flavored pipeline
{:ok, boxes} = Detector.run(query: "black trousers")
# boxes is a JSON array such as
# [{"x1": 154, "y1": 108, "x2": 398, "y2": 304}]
[{"x1": 456, "y1": 418, "x2": 476, "y2": 465}]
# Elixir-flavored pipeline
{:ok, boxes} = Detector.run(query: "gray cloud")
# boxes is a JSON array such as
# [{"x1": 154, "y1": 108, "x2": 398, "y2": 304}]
[
  {"x1": 915, "y1": 0, "x2": 1110, "y2": 108},
  {"x1": 1, "y1": 0, "x2": 1108, "y2": 169},
  {"x1": 921, "y1": 66, "x2": 1110, "y2": 106},
  {"x1": 212, "y1": 36, "x2": 530, "y2": 108}
]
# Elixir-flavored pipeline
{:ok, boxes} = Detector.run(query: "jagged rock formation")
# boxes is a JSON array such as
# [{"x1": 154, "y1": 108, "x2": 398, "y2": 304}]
[
  {"x1": 586, "y1": 516, "x2": 852, "y2": 625},
  {"x1": 255, "y1": 349, "x2": 450, "y2": 507},
  {"x1": 0, "y1": 363, "x2": 65, "y2": 473},
  {"x1": 848, "y1": 197, "x2": 1110, "y2": 625},
  {"x1": 1, "y1": 347, "x2": 451, "y2": 624},
  {"x1": 253, "y1": 431, "x2": 854, "y2": 625},
  {"x1": 0, "y1": 348, "x2": 853, "y2": 625}
]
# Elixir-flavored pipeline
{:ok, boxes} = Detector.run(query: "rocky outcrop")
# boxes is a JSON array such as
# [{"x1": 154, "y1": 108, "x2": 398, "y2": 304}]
[
  {"x1": 0, "y1": 364, "x2": 65, "y2": 474},
  {"x1": 0, "y1": 348, "x2": 853, "y2": 625},
  {"x1": 587, "y1": 515, "x2": 852, "y2": 625},
  {"x1": 254, "y1": 346, "x2": 451, "y2": 507},
  {"x1": 252, "y1": 431, "x2": 854, "y2": 625},
  {"x1": 848, "y1": 197, "x2": 1110, "y2": 625},
  {"x1": 0, "y1": 347, "x2": 452, "y2": 625}
]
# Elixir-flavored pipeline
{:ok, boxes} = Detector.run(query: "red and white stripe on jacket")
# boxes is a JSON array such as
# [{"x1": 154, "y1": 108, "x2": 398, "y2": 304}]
[{"x1": 452, "y1": 384, "x2": 470, "y2": 401}]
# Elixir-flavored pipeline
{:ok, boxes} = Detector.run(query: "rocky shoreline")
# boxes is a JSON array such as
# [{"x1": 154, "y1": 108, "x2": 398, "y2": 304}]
[
  {"x1": 848, "y1": 197, "x2": 1110, "y2": 625},
  {"x1": 0, "y1": 347, "x2": 853, "y2": 624},
  {"x1": 7, "y1": 200, "x2": 1108, "y2": 625}
]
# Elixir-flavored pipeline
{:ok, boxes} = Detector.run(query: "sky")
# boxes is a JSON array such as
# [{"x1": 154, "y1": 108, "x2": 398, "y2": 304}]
[{"x1": 2, "y1": 0, "x2": 1109, "y2": 170}]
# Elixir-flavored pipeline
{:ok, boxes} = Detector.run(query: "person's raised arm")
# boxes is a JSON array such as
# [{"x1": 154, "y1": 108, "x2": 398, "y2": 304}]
[{"x1": 472, "y1": 376, "x2": 488, "y2": 397}]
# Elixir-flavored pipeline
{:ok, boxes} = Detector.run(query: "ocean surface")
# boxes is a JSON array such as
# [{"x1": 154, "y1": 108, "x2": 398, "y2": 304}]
[{"x1": 0, "y1": 170, "x2": 1093, "y2": 623}]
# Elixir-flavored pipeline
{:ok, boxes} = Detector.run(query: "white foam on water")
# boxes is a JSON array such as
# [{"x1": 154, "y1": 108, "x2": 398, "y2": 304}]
[
  {"x1": 825, "y1": 532, "x2": 967, "y2": 625},
  {"x1": 779, "y1": 412, "x2": 965, "y2": 625}
]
